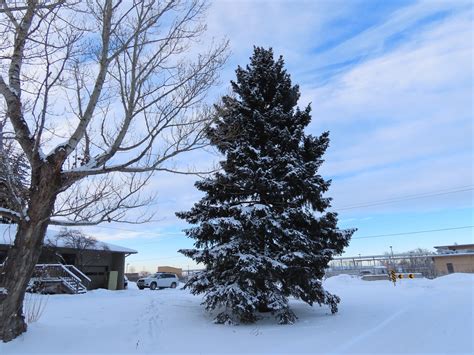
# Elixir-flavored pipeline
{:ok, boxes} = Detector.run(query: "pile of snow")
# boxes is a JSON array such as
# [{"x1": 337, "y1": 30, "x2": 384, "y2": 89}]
[
  {"x1": 0, "y1": 274, "x2": 472, "y2": 353},
  {"x1": 428, "y1": 272, "x2": 474, "y2": 287}
]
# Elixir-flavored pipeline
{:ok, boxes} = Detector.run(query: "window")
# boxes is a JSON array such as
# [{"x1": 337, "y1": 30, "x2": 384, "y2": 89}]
[{"x1": 446, "y1": 263, "x2": 454, "y2": 274}]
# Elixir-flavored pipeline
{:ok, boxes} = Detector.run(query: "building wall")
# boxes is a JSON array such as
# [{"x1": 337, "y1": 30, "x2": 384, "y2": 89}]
[
  {"x1": 157, "y1": 266, "x2": 183, "y2": 278},
  {"x1": 76, "y1": 251, "x2": 125, "y2": 290},
  {"x1": 81, "y1": 251, "x2": 113, "y2": 290},
  {"x1": 0, "y1": 244, "x2": 128, "y2": 290},
  {"x1": 40, "y1": 248, "x2": 114, "y2": 290},
  {"x1": 111, "y1": 253, "x2": 125, "y2": 290},
  {"x1": 433, "y1": 255, "x2": 474, "y2": 275}
]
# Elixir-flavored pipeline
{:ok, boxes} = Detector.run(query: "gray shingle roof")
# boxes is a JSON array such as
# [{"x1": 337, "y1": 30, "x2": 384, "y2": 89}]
[{"x1": 0, "y1": 224, "x2": 137, "y2": 254}]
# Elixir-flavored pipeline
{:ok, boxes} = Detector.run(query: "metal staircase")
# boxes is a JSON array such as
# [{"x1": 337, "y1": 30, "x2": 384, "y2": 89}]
[{"x1": 29, "y1": 264, "x2": 91, "y2": 294}]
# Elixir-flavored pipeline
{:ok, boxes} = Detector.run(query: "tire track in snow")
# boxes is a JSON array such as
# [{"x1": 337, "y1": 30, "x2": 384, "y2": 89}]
[
  {"x1": 330, "y1": 284, "x2": 431, "y2": 354},
  {"x1": 132, "y1": 296, "x2": 163, "y2": 352},
  {"x1": 332, "y1": 307, "x2": 409, "y2": 353},
  {"x1": 146, "y1": 298, "x2": 162, "y2": 339}
]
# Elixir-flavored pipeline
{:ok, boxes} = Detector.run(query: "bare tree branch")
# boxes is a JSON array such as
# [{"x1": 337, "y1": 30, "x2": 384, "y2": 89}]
[
  {"x1": 0, "y1": 0, "x2": 227, "y2": 228},
  {"x1": 0, "y1": 0, "x2": 230, "y2": 340}
]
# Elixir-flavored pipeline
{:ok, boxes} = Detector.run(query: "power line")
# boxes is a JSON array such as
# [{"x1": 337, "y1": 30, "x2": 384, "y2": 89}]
[
  {"x1": 352, "y1": 225, "x2": 473, "y2": 240},
  {"x1": 85, "y1": 185, "x2": 473, "y2": 237},
  {"x1": 127, "y1": 225, "x2": 474, "y2": 263},
  {"x1": 335, "y1": 185, "x2": 473, "y2": 211}
]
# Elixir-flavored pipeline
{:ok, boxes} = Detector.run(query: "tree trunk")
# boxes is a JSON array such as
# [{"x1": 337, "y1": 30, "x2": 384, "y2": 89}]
[
  {"x1": 257, "y1": 233, "x2": 271, "y2": 313},
  {"x1": 256, "y1": 277, "x2": 271, "y2": 313},
  {"x1": 0, "y1": 165, "x2": 60, "y2": 342},
  {"x1": 258, "y1": 302, "x2": 272, "y2": 313},
  {"x1": 0, "y1": 222, "x2": 46, "y2": 341}
]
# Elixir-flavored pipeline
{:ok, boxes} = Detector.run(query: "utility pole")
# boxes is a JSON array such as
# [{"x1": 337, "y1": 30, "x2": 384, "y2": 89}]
[{"x1": 390, "y1": 246, "x2": 394, "y2": 270}]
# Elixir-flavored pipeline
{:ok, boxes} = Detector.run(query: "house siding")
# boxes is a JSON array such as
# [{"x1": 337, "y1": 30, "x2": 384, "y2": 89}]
[{"x1": 433, "y1": 255, "x2": 474, "y2": 275}]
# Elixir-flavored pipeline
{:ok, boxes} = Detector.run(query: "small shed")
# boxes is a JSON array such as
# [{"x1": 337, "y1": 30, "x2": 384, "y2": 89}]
[
  {"x1": 432, "y1": 244, "x2": 474, "y2": 275},
  {"x1": 0, "y1": 224, "x2": 137, "y2": 290}
]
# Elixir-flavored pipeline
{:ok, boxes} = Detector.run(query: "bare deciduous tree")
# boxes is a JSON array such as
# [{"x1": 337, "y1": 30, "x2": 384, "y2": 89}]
[{"x1": 0, "y1": 0, "x2": 228, "y2": 341}]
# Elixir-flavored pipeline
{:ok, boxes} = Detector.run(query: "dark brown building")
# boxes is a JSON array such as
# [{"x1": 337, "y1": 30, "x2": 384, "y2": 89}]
[{"x1": 0, "y1": 225, "x2": 137, "y2": 290}]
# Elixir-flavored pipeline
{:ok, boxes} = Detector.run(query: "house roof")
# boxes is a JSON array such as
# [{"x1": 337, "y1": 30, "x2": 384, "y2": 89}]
[
  {"x1": 432, "y1": 253, "x2": 474, "y2": 258},
  {"x1": 0, "y1": 224, "x2": 137, "y2": 254},
  {"x1": 434, "y1": 244, "x2": 474, "y2": 249}
]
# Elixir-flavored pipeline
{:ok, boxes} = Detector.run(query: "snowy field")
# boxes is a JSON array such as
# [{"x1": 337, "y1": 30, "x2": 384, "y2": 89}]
[{"x1": 1, "y1": 274, "x2": 473, "y2": 354}]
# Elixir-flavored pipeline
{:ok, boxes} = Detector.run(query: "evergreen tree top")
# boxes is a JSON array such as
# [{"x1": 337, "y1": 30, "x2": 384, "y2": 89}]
[
  {"x1": 210, "y1": 47, "x2": 312, "y2": 155},
  {"x1": 232, "y1": 47, "x2": 300, "y2": 113}
]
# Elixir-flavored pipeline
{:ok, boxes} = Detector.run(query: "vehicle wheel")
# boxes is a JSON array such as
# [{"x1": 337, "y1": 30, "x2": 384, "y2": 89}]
[
  {"x1": 138, "y1": 286, "x2": 144, "y2": 290},
  {"x1": 150, "y1": 282, "x2": 157, "y2": 290},
  {"x1": 170, "y1": 282, "x2": 177, "y2": 289}
]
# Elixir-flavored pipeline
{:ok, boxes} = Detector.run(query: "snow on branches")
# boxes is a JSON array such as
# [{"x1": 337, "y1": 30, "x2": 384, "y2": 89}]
[{"x1": 178, "y1": 47, "x2": 355, "y2": 325}]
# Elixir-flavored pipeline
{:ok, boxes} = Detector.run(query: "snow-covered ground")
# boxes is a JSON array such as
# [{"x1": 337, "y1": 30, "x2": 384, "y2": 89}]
[{"x1": 1, "y1": 274, "x2": 473, "y2": 354}]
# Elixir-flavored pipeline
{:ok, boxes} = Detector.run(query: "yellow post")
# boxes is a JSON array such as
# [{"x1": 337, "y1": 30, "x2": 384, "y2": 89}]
[{"x1": 390, "y1": 270, "x2": 397, "y2": 285}]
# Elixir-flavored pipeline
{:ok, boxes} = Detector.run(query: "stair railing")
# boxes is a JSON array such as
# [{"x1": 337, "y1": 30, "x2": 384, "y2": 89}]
[{"x1": 33, "y1": 264, "x2": 90, "y2": 294}]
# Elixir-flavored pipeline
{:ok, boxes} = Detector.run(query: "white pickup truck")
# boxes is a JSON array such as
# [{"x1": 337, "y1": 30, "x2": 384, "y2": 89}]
[{"x1": 137, "y1": 272, "x2": 179, "y2": 290}]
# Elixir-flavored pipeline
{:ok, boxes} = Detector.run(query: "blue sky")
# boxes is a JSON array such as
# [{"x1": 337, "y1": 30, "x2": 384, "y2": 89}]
[{"x1": 69, "y1": 0, "x2": 473, "y2": 272}]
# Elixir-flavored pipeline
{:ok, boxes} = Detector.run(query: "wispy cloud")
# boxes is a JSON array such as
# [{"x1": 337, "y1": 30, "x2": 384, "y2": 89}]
[
  {"x1": 299, "y1": 0, "x2": 471, "y2": 80},
  {"x1": 79, "y1": 0, "x2": 473, "y2": 266},
  {"x1": 208, "y1": 0, "x2": 473, "y2": 213},
  {"x1": 306, "y1": 5, "x2": 473, "y2": 212}
]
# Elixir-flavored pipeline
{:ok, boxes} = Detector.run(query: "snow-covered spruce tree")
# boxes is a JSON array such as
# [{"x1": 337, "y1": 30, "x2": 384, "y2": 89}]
[
  {"x1": 0, "y1": 125, "x2": 29, "y2": 224},
  {"x1": 177, "y1": 47, "x2": 354, "y2": 325}
]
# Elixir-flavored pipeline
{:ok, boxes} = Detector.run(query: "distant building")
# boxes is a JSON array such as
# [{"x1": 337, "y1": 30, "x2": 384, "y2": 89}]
[
  {"x1": 157, "y1": 266, "x2": 183, "y2": 278},
  {"x1": 0, "y1": 225, "x2": 137, "y2": 290},
  {"x1": 125, "y1": 272, "x2": 140, "y2": 282},
  {"x1": 432, "y1": 244, "x2": 474, "y2": 275}
]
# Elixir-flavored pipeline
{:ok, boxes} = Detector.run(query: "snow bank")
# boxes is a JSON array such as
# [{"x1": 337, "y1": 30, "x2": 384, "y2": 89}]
[
  {"x1": 429, "y1": 272, "x2": 474, "y2": 286},
  {"x1": 324, "y1": 274, "x2": 360, "y2": 284},
  {"x1": 0, "y1": 274, "x2": 472, "y2": 354}
]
